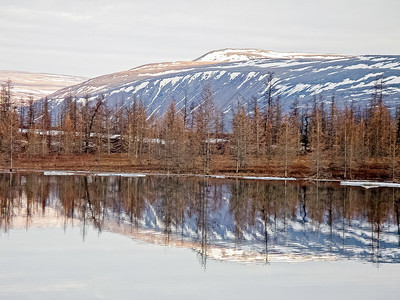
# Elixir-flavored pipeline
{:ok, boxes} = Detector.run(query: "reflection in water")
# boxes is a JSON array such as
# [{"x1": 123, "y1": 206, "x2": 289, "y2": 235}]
[{"x1": 1, "y1": 173, "x2": 400, "y2": 264}]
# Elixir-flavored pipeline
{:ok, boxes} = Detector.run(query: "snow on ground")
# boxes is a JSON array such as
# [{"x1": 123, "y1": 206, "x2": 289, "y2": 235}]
[
  {"x1": 196, "y1": 48, "x2": 349, "y2": 62},
  {"x1": 43, "y1": 170, "x2": 146, "y2": 177},
  {"x1": 39, "y1": 171, "x2": 400, "y2": 187},
  {"x1": 242, "y1": 176, "x2": 296, "y2": 181},
  {"x1": 340, "y1": 180, "x2": 400, "y2": 188}
]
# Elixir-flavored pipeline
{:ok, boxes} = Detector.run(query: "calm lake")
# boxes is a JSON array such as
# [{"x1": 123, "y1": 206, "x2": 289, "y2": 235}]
[{"x1": 1, "y1": 172, "x2": 400, "y2": 299}]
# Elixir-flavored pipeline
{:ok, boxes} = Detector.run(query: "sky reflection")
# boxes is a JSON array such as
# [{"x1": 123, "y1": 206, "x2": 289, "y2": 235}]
[{"x1": 1, "y1": 226, "x2": 400, "y2": 300}]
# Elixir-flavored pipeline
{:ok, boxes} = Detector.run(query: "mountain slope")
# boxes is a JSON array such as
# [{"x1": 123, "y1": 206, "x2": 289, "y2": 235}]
[
  {"x1": 0, "y1": 70, "x2": 87, "y2": 103},
  {"x1": 195, "y1": 48, "x2": 350, "y2": 62},
  {"x1": 45, "y1": 49, "x2": 400, "y2": 123}
]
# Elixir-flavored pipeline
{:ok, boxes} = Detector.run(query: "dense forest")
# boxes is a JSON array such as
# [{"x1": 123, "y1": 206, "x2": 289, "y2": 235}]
[{"x1": 1, "y1": 76, "x2": 400, "y2": 180}]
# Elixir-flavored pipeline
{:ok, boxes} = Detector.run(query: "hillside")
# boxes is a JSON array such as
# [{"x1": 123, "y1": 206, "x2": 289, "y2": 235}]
[
  {"x1": 0, "y1": 70, "x2": 87, "y2": 103},
  {"x1": 195, "y1": 48, "x2": 350, "y2": 62},
  {"x1": 44, "y1": 49, "x2": 400, "y2": 124}
]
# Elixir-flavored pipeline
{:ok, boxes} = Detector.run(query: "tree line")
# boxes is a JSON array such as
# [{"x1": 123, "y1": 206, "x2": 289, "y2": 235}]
[
  {"x1": 1, "y1": 76, "x2": 400, "y2": 180},
  {"x1": 232, "y1": 75, "x2": 400, "y2": 180}
]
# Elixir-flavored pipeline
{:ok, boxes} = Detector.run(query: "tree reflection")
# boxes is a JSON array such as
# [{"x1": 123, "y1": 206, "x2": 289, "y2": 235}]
[
  {"x1": 394, "y1": 192, "x2": 400, "y2": 247},
  {"x1": 0, "y1": 173, "x2": 399, "y2": 264}
]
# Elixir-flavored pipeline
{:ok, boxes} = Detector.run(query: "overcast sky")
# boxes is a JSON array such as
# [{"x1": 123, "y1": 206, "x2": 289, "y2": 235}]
[{"x1": 1, "y1": 0, "x2": 399, "y2": 77}]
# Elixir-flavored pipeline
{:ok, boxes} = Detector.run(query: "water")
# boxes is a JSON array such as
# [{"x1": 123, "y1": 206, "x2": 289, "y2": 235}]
[{"x1": 1, "y1": 173, "x2": 400, "y2": 299}]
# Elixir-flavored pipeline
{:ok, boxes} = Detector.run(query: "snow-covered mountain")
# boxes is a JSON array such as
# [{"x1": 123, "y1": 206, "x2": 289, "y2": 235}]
[
  {"x1": 45, "y1": 49, "x2": 400, "y2": 122},
  {"x1": 0, "y1": 70, "x2": 87, "y2": 103}
]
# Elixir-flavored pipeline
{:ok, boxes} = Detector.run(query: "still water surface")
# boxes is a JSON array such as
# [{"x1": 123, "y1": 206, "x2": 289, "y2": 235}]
[{"x1": 0, "y1": 173, "x2": 400, "y2": 299}]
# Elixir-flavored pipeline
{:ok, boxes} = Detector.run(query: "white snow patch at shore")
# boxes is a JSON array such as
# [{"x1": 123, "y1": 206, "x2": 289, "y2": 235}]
[
  {"x1": 340, "y1": 180, "x2": 400, "y2": 188},
  {"x1": 44, "y1": 171, "x2": 86, "y2": 176},
  {"x1": 242, "y1": 176, "x2": 296, "y2": 181},
  {"x1": 44, "y1": 171, "x2": 146, "y2": 177},
  {"x1": 95, "y1": 172, "x2": 146, "y2": 177}
]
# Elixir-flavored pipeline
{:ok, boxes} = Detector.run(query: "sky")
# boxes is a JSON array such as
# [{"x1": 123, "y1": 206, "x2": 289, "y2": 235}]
[{"x1": 1, "y1": 0, "x2": 399, "y2": 77}]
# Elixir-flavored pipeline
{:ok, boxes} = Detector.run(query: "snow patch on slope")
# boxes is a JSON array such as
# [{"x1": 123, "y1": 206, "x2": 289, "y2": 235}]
[{"x1": 196, "y1": 48, "x2": 349, "y2": 63}]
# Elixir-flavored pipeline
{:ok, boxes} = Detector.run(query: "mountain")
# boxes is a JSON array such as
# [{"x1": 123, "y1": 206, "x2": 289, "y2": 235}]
[
  {"x1": 45, "y1": 48, "x2": 400, "y2": 124},
  {"x1": 196, "y1": 48, "x2": 350, "y2": 62},
  {"x1": 0, "y1": 70, "x2": 87, "y2": 103}
]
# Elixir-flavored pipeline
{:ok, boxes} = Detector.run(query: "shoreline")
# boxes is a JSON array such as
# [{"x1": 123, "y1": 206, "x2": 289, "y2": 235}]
[
  {"x1": 3, "y1": 168, "x2": 400, "y2": 188},
  {"x1": 1, "y1": 153, "x2": 399, "y2": 187}
]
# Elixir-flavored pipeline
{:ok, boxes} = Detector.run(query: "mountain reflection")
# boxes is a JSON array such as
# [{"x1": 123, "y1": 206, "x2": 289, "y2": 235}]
[{"x1": 1, "y1": 173, "x2": 400, "y2": 264}]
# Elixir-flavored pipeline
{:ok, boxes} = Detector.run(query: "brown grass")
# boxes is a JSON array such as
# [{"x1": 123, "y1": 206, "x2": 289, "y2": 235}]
[{"x1": 4, "y1": 153, "x2": 396, "y2": 181}]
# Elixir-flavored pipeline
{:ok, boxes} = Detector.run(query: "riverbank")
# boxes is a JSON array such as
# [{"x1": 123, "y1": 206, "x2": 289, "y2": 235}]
[
  {"x1": 2, "y1": 153, "x2": 398, "y2": 182},
  {"x1": 5, "y1": 169, "x2": 400, "y2": 190}
]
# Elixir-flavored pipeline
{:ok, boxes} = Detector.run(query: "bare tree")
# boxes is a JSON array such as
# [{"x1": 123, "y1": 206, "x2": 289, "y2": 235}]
[
  {"x1": 232, "y1": 101, "x2": 250, "y2": 173},
  {"x1": 82, "y1": 94, "x2": 104, "y2": 153},
  {"x1": 0, "y1": 80, "x2": 19, "y2": 169},
  {"x1": 196, "y1": 85, "x2": 217, "y2": 174}
]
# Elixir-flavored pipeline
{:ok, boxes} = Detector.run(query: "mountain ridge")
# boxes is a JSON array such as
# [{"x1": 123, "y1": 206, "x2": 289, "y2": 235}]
[
  {"x1": 41, "y1": 49, "x2": 400, "y2": 125},
  {"x1": 0, "y1": 70, "x2": 87, "y2": 103},
  {"x1": 195, "y1": 48, "x2": 351, "y2": 62}
]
